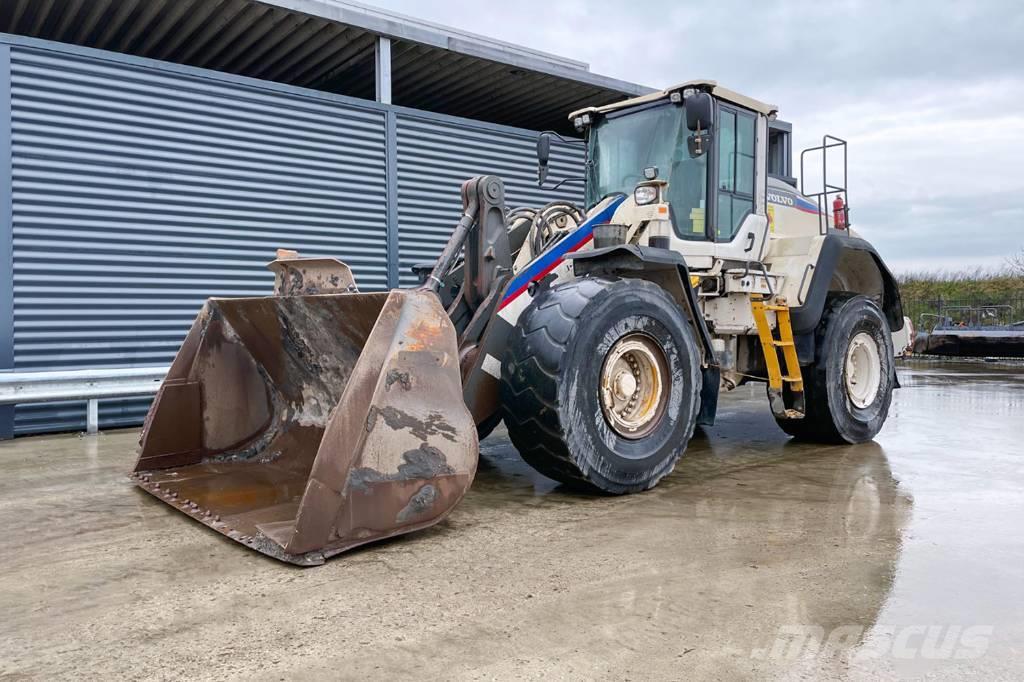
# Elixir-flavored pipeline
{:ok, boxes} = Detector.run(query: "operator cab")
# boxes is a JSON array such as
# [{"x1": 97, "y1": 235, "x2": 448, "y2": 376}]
[
  {"x1": 551, "y1": 81, "x2": 779, "y2": 266},
  {"x1": 536, "y1": 80, "x2": 850, "y2": 270}
]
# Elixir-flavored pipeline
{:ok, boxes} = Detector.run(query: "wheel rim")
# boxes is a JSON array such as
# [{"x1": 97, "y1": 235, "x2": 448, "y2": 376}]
[
  {"x1": 844, "y1": 332, "x2": 882, "y2": 409},
  {"x1": 599, "y1": 333, "x2": 669, "y2": 439}
]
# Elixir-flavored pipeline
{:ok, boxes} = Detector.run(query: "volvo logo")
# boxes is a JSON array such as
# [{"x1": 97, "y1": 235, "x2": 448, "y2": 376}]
[{"x1": 767, "y1": 191, "x2": 795, "y2": 207}]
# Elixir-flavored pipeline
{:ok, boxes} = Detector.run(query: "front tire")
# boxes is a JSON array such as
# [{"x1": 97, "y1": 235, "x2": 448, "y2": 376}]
[
  {"x1": 501, "y1": 277, "x2": 702, "y2": 494},
  {"x1": 778, "y1": 295, "x2": 895, "y2": 443}
]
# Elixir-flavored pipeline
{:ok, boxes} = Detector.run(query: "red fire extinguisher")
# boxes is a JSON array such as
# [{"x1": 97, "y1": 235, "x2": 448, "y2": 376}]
[{"x1": 832, "y1": 194, "x2": 848, "y2": 230}]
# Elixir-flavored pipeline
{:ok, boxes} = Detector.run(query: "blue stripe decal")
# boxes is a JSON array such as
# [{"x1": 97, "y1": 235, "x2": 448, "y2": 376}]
[
  {"x1": 500, "y1": 194, "x2": 627, "y2": 307},
  {"x1": 794, "y1": 196, "x2": 819, "y2": 213}
]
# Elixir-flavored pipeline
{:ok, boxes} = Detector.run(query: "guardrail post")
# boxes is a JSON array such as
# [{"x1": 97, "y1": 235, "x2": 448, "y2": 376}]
[{"x1": 86, "y1": 399, "x2": 99, "y2": 435}]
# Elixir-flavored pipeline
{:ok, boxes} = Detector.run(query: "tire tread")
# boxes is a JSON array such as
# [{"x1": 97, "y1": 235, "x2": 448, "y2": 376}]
[{"x1": 502, "y1": 279, "x2": 598, "y2": 490}]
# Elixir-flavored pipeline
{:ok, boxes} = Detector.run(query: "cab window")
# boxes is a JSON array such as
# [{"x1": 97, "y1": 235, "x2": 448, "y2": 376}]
[
  {"x1": 665, "y1": 138, "x2": 708, "y2": 240},
  {"x1": 716, "y1": 107, "x2": 756, "y2": 240},
  {"x1": 586, "y1": 103, "x2": 708, "y2": 241}
]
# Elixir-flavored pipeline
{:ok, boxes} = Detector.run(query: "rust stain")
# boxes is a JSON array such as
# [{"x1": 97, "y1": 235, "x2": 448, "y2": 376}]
[{"x1": 404, "y1": 318, "x2": 446, "y2": 351}]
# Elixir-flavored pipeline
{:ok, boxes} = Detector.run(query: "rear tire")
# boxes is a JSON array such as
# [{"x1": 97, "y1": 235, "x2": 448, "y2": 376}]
[
  {"x1": 501, "y1": 277, "x2": 702, "y2": 494},
  {"x1": 777, "y1": 295, "x2": 894, "y2": 443}
]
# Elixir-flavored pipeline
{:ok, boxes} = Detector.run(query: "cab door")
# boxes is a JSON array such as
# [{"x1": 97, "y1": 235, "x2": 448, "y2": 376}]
[{"x1": 710, "y1": 103, "x2": 769, "y2": 262}]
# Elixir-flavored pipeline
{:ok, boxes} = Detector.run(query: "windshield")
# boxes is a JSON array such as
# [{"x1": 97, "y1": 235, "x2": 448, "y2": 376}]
[{"x1": 586, "y1": 103, "x2": 709, "y2": 239}]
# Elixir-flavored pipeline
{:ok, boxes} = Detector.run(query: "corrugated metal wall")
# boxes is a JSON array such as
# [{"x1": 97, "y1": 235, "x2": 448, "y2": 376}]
[
  {"x1": 8, "y1": 42, "x2": 390, "y2": 434},
  {"x1": 396, "y1": 115, "x2": 584, "y2": 286},
  {"x1": 0, "y1": 36, "x2": 587, "y2": 436}
]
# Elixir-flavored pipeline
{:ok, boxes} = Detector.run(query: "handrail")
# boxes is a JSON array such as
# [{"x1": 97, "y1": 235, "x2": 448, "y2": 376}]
[
  {"x1": 799, "y1": 134, "x2": 848, "y2": 235},
  {"x1": 0, "y1": 367, "x2": 168, "y2": 436}
]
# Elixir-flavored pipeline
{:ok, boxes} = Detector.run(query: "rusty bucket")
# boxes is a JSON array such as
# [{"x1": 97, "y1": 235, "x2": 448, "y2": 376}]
[{"x1": 132, "y1": 263, "x2": 478, "y2": 566}]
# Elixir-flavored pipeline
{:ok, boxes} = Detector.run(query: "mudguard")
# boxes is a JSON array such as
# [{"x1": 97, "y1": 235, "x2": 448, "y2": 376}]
[{"x1": 790, "y1": 233, "x2": 905, "y2": 365}]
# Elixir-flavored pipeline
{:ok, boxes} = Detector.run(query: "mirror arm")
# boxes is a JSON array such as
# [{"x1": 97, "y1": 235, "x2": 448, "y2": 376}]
[
  {"x1": 547, "y1": 177, "x2": 586, "y2": 190},
  {"x1": 538, "y1": 130, "x2": 587, "y2": 146},
  {"x1": 536, "y1": 124, "x2": 590, "y2": 187}
]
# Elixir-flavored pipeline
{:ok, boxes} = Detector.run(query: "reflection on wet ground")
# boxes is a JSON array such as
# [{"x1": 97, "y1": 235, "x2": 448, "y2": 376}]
[{"x1": 0, "y1": 359, "x2": 1021, "y2": 679}]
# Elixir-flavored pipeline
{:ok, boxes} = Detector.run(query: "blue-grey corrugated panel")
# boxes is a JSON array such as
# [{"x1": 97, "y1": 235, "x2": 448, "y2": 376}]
[
  {"x1": 395, "y1": 113, "x2": 585, "y2": 286},
  {"x1": 9, "y1": 45, "x2": 390, "y2": 434}
]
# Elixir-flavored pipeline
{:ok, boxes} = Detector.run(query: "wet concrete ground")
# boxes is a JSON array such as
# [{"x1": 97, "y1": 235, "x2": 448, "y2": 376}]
[{"x1": 0, "y1": 359, "x2": 1022, "y2": 680}]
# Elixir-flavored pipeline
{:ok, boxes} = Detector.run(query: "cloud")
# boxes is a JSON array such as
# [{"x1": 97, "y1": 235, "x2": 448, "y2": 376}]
[{"x1": 367, "y1": 0, "x2": 1024, "y2": 272}]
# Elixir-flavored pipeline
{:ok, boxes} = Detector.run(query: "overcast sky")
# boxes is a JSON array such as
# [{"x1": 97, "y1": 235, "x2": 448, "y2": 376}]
[{"x1": 367, "y1": 0, "x2": 1024, "y2": 273}]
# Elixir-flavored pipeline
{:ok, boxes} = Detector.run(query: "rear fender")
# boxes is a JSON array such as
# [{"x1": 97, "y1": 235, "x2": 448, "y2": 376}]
[{"x1": 791, "y1": 233, "x2": 905, "y2": 364}]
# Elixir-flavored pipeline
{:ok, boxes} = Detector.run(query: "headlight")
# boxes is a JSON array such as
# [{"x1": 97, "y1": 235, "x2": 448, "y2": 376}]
[
  {"x1": 573, "y1": 113, "x2": 593, "y2": 132},
  {"x1": 634, "y1": 185, "x2": 658, "y2": 205}
]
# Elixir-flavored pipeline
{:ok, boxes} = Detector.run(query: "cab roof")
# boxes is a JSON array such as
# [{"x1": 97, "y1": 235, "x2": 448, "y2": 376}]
[{"x1": 569, "y1": 80, "x2": 778, "y2": 120}]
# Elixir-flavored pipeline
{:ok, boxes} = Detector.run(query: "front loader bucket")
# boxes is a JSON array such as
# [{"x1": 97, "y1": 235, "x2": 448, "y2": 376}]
[{"x1": 132, "y1": 289, "x2": 478, "y2": 566}]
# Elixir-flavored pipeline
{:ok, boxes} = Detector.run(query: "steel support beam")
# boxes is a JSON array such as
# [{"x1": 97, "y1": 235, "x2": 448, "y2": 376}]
[
  {"x1": 385, "y1": 109, "x2": 399, "y2": 289},
  {"x1": 375, "y1": 35, "x2": 391, "y2": 104},
  {"x1": 0, "y1": 45, "x2": 13, "y2": 440}
]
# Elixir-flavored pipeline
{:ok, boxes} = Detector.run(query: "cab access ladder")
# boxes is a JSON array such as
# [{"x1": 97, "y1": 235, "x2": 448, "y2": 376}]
[{"x1": 751, "y1": 296, "x2": 805, "y2": 419}]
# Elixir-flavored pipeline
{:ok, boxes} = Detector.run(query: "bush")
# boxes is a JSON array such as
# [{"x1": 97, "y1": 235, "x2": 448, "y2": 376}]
[{"x1": 898, "y1": 268, "x2": 1024, "y2": 302}]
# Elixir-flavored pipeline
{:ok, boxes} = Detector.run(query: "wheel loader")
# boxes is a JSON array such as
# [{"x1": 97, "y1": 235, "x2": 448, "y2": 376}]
[{"x1": 131, "y1": 80, "x2": 909, "y2": 565}]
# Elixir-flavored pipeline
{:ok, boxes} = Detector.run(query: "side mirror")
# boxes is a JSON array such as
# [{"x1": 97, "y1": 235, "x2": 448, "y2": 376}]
[
  {"x1": 536, "y1": 133, "x2": 551, "y2": 186},
  {"x1": 684, "y1": 92, "x2": 713, "y2": 132},
  {"x1": 684, "y1": 92, "x2": 714, "y2": 158}
]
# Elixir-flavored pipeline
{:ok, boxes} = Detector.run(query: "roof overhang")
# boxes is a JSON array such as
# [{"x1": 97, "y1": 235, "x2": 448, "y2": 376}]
[
  {"x1": 569, "y1": 79, "x2": 779, "y2": 121},
  {"x1": 0, "y1": 0, "x2": 654, "y2": 133}
]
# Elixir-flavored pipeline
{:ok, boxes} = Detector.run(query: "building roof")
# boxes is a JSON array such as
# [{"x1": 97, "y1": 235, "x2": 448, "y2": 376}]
[{"x1": 0, "y1": 0, "x2": 654, "y2": 133}]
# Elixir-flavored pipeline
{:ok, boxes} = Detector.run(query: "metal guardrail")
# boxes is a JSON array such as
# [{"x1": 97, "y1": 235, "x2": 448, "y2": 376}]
[
  {"x1": 0, "y1": 367, "x2": 168, "y2": 436},
  {"x1": 904, "y1": 297, "x2": 1024, "y2": 333}
]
